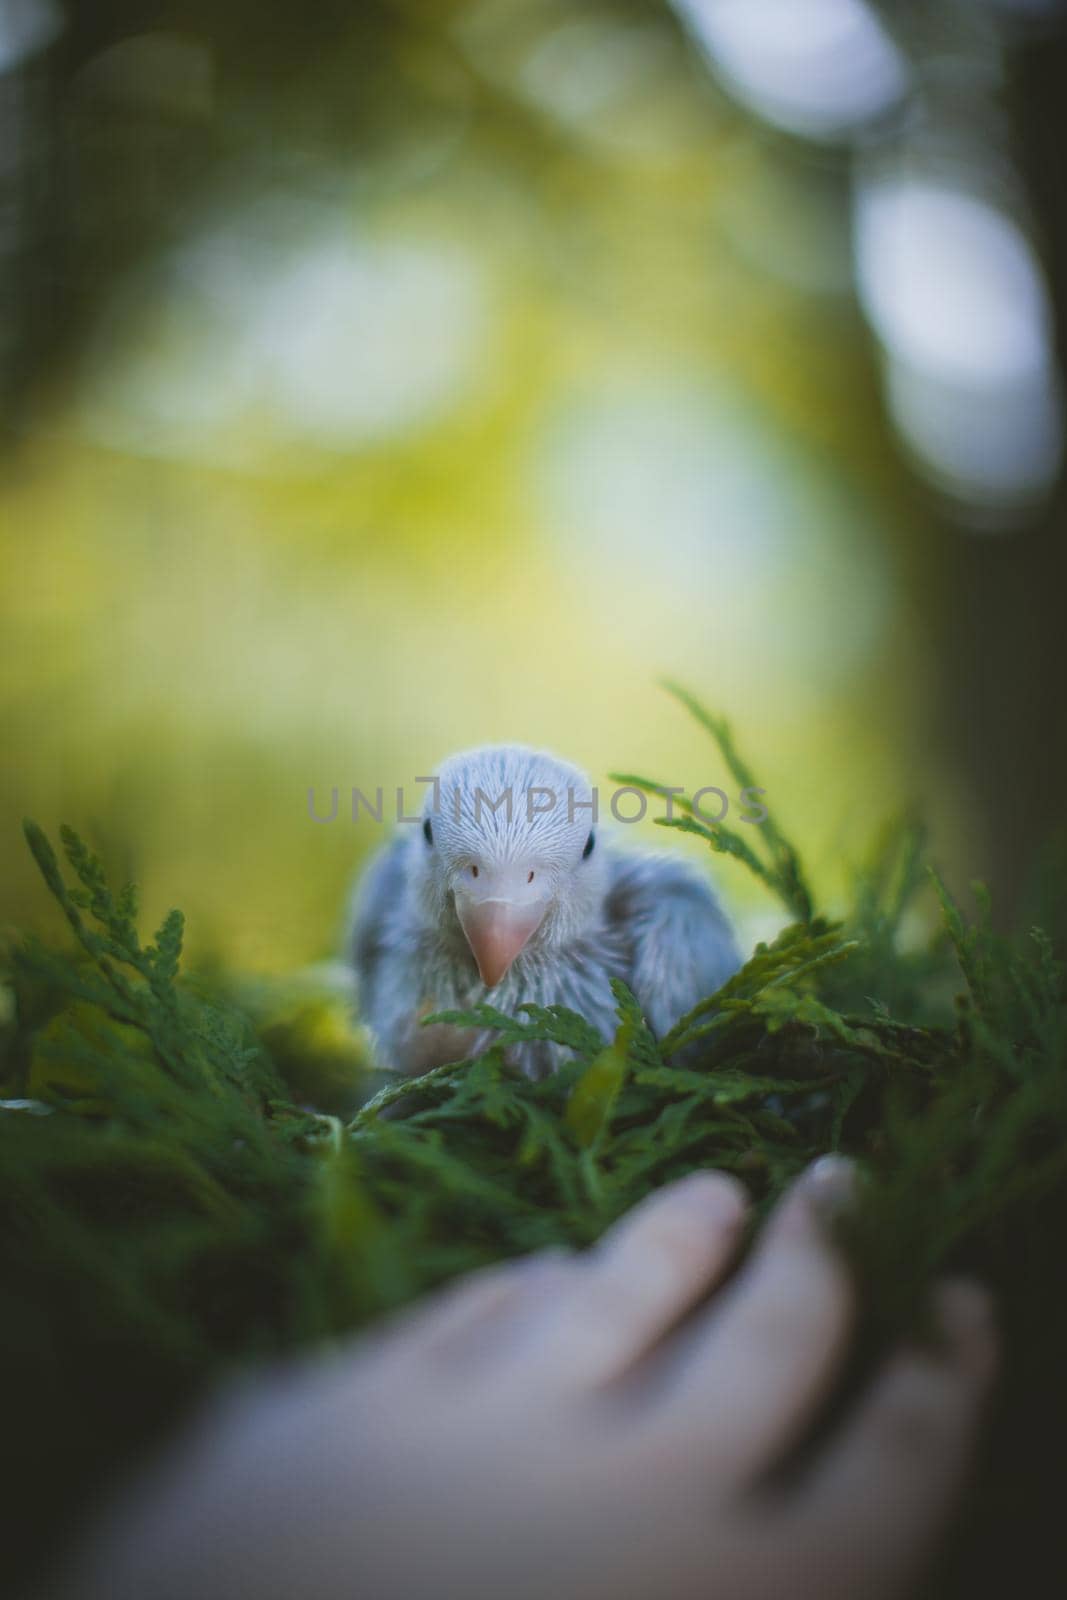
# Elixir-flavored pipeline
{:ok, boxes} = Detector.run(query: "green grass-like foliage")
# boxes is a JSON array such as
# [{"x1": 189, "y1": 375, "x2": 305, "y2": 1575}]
[{"x1": 2, "y1": 692, "x2": 1066, "y2": 1594}]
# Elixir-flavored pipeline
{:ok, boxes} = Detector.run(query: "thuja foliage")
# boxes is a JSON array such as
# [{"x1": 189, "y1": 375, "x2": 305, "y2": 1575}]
[{"x1": 2, "y1": 690, "x2": 1066, "y2": 1594}]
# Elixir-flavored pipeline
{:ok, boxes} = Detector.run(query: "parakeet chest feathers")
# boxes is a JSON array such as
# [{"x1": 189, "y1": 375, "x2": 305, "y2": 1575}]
[
  {"x1": 419, "y1": 897, "x2": 629, "y2": 1012},
  {"x1": 397, "y1": 904, "x2": 628, "y2": 1081}
]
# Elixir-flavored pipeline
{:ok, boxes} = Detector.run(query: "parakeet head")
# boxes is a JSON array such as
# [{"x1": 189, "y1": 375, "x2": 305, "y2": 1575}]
[{"x1": 414, "y1": 744, "x2": 607, "y2": 986}]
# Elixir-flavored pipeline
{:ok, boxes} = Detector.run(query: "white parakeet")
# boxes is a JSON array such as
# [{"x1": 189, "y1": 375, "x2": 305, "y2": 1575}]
[{"x1": 349, "y1": 745, "x2": 738, "y2": 1080}]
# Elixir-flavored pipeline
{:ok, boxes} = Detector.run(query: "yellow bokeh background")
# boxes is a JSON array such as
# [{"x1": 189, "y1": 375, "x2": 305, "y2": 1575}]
[{"x1": 1, "y1": 4, "x2": 988, "y2": 971}]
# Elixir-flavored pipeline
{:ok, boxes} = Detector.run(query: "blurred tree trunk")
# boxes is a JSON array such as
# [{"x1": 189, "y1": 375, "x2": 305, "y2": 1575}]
[{"x1": 936, "y1": 26, "x2": 1067, "y2": 926}]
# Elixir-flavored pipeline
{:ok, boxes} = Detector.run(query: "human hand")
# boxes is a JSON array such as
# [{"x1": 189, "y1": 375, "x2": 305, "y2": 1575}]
[{"x1": 67, "y1": 1159, "x2": 997, "y2": 1600}]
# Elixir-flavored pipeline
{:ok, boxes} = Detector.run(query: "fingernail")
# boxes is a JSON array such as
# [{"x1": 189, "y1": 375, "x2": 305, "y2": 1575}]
[
  {"x1": 673, "y1": 1170, "x2": 749, "y2": 1225},
  {"x1": 800, "y1": 1155, "x2": 857, "y2": 1223}
]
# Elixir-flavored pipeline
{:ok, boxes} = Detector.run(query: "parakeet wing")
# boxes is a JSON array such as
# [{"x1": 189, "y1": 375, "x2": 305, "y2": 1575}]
[
  {"x1": 604, "y1": 850, "x2": 740, "y2": 1045},
  {"x1": 347, "y1": 833, "x2": 412, "y2": 1023}
]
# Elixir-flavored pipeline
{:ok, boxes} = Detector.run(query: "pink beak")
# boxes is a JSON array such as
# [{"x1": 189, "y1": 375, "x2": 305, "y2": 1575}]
[{"x1": 457, "y1": 897, "x2": 546, "y2": 988}]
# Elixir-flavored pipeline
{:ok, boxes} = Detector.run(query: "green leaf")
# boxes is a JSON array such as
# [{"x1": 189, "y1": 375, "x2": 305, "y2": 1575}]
[{"x1": 565, "y1": 1021, "x2": 632, "y2": 1148}]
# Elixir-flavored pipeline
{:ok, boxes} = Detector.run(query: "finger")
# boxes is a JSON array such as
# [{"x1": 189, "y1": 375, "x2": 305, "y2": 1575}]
[
  {"x1": 375, "y1": 1250, "x2": 576, "y2": 1370},
  {"x1": 786, "y1": 1280, "x2": 998, "y2": 1600},
  {"x1": 527, "y1": 1171, "x2": 749, "y2": 1390},
  {"x1": 642, "y1": 1156, "x2": 855, "y2": 1483}
]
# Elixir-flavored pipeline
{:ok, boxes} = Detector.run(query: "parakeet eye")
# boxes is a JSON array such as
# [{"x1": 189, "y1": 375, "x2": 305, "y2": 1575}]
[
  {"x1": 471, "y1": 863, "x2": 479, "y2": 878},
  {"x1": 423, "y1": 818, "x2": 433, "y2": 846},
  {"x1": 583, "y1": 830, "x2": 595, "y2": 859}
]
